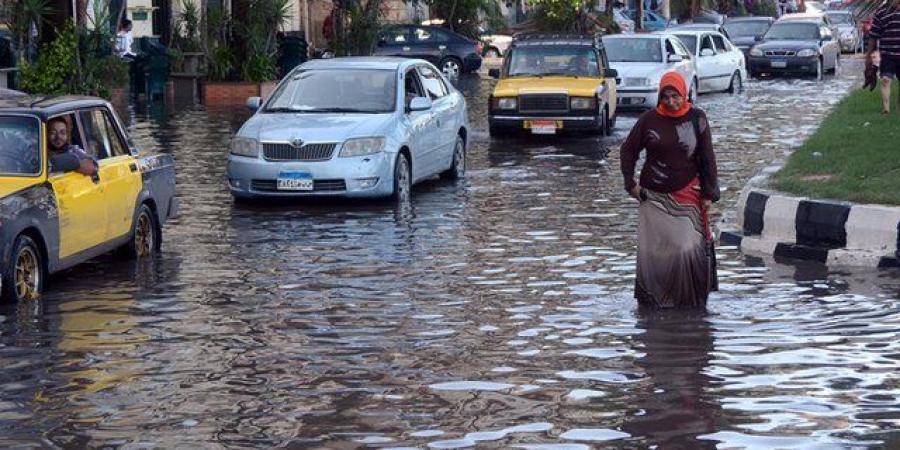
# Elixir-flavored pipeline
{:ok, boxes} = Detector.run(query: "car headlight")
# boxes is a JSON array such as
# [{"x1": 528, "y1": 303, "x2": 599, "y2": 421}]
[
  {"x1": 339, "y1": 137, "x2": 386, "y2": 158},
  {"x1": 492, "y1": 97, "x2": 517, "y2": 110},
  {"x1": 750, "y1": 48, "x2": 763, "y2": 57},
  {"x1": 230, "y1": 137, "x2": 259, "y2": 157},
  {"x1": 796, "y1": 49, "x2": 817, "y2": 57},
  {"x1": 624, "y1": 77, "x2": 650, "y2": 87},
  {"x1": 570, "y1": 97, "x2": 597, "y2": 110}
]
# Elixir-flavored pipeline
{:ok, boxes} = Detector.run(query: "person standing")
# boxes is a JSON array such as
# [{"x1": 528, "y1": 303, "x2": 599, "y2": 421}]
[
  {"x1": 866, "y1": 3, "x2": 900, "y2": 114},
  {"x1": 620, "y1": 71, "x2": 719, "y2": 309},
  {"x1": 116, "y1": 19, "x2": 137, "y2": 60}
]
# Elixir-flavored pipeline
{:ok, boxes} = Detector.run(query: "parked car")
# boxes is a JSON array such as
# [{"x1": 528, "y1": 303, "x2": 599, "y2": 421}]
[
  {"x1": 824, "y1": 10, "x2": 863, "y2": 52},
  {"x1": 373, "y1": 25, "x2": 483, "y2": 78},
  {"x1": 625, "y1": 9, "x2": 672, "y2": 32},
  {"x1": 613, "y1": 8, "x2": 637, "y2": 34},
  {"x1": 723, "y1": 16, "x2": 776, "y2": 60},
  {"x1": 669, "y1": 30, "x2": 747, "y2": 93},
  {"x1": 228, "y1": 58, "x2": 468, "y2": 201},
  {"x1": 0, "y1": 96, "x2": 177, "y2": 302},
  {"x1": 602, "y1": 33, "x2": 698, "y2": 110},
  {"x1": 748, "y1": 19, "x2": 840, "y2": 79},
  {"x1": 779, "y1": 12, "x2": 840, "y2": 37},
  {"x1": 669, "y1": 23, "x2": 731, "y2": 40},
  {"x1": 482, "y1": 33, "x2": 512, "y2": 58},
  {"x1": 487, "y1": 33, "x2": 619, "y2": 136}
]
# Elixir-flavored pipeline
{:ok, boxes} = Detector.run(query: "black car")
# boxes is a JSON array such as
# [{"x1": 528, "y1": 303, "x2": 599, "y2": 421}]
[
  {"x1": 747, "y1": 19, "x2": 840, "y2": 79},
  {"x1": 724, "y1": 16, "x2": 776, "y2": 61},
  {"x1": 373, "y1": 25, "x2": 483, "y2": 78}
]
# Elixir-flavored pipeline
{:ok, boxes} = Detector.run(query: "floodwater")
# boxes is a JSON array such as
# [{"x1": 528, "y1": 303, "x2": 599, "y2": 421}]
[{"x1": 1, "y1": 57, "x2": 899, "y2": 449}]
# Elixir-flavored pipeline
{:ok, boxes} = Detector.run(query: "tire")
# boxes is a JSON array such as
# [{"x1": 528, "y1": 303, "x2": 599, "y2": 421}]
[
  {"x1": 440, "y1": 57, "x2": 463, "y2": 78},
  {"x1": 441, "y1": 135, "x2": 466, "y2": 180},
  {"x1": 831, "y1": 54, "x2": 840, "y2": 74},
  {"x1": 604, "y1": 106, "x2": 615, "y2": 136},
  {"x1": 590, "y1": 105, "x2": 607, "y2": 136},
  {"x1": 392, "y1": 153, "x2": 412, "y2": 202},
  {"x1": 727, "y1": 71, "x2": 743, "y2": 94},
  {"x1": 484, "y1": 47, "x2": 501, "y2": 58},
  {"x1": 815, "y1": 58, "x2": 823, "y2": 81},
  {"x1": 123, "y1": 204, "x2": 160, "y2": 259},
  {"x1": 1, "y1": 235, "x2": 45, "y2": 302},
  {"x1": 689, "y1": 79, "x2": 698, "y2": 103}
]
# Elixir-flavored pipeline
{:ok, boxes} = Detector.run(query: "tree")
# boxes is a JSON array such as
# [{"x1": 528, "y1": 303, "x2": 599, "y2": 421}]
[{"x1": 425, "y1": 0, "x2": 504, "y2": 38}]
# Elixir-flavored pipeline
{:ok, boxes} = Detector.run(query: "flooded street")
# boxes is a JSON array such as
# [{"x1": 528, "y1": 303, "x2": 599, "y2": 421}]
[{"x1": 2, "y1": 56, "x2": 899, "y2": 449}]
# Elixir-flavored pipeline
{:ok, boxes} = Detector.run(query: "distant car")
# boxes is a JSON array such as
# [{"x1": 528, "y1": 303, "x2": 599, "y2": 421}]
[
  {"x1": 724, "y1": 16, "x2": 776, "y2": 60},
  {"x1": 748, "y1": 19, "x2": 840, "y2": 79},
  {"x1": 373, "y1": 25, "x2": 483, "y2": 78},
  {"x1": 487, "y1": 34, "x2": 619, "y2": 136},
  {"x1": 482, "y1": 34, "x2": 512, "y2": 58},
  {"x1": 670, "y1": 30, "x2": 747, "y2": 93},
  {"x1": 228, "y1": 58, "x2": 469, "y2": 201},
  {"x1": 613, "y1": 8, "x2": 637, "y2": 34},
  {"x1": 805, "y1": 0, "x2": 826, "y2": 13},
  {"x1": 625, "y1": 9, "x2": 671, "y2": 31},
  {"x1": 0, "y1": 96, "x2": 177, "y2": 302},
  {"x1": 824, "y1": 10, "x2": 863, "y2": 52},
  {"x1": 670, "y1": 23, "x2": 731, "y2": 40},
  {"x1": 602, "y1": 33, "x2": 698, "y2": 110},
  {"x1": 780, "y1": 11, "x2": 839, "y2": 36}
]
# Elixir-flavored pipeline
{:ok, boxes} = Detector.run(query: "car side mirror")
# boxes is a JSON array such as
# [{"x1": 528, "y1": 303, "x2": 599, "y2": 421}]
[
  {"x1": 246, "y1": 96, "x2": 262, "y2": 112},
  {"x1": 604, "y1": 68, "x2": 618, "y2": 78},
  {"x1": 408, "y1": 96, "x2": 433, "y2": 112},
  {"x1": 700, "y1": 48, "x2": 715, "y2": 57},
  {"x1": 488, "y1": 68, "x2": 501, "y2": 79},
  {"x1": 667, "y1": 54, "x2": 683, "y2": 63}
]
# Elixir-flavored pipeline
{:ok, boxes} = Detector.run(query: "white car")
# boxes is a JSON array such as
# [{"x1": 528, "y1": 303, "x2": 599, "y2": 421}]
[
  {"x1": 824, "y1": 10, "x2": 863, "y2": 52},
  {"x1": 602, "y1": 34, "x2": 698, "y2": 110},
  {"x1": 482, "y1": 34, "x2": 512, "y2": 58},
  {"x1": 228, "y1": 57, "x2": 469, "y2": 201},
  {"x1": 669, "y1": 30, "x2": 747, "y2": 93}
]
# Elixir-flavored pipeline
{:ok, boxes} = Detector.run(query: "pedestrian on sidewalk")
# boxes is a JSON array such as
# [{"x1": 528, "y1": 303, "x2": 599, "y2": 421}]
[
  {"x1": 620, "y1": 71, "x2": 720, "y2": 309},
  {"x1": 865, "y1": 3, "x2": 900, "y2": 114}
]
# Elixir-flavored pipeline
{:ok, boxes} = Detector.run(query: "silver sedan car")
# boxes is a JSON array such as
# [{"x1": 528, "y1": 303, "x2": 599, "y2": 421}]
[{"x1": 227, "y1": 57, "x2": 469, "y2": 201}]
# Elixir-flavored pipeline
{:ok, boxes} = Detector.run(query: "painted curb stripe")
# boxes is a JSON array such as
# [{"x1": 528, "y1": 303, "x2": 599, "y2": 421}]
[
  {"x1": 743, "y1": 191, "x2": 768, "y2": 236},
  {"x1": 774, "y1": 243, "x2": 829, "y2": 263},
  {"x1": 796, "y1": 200, "x2": 850, "y2": 249}
]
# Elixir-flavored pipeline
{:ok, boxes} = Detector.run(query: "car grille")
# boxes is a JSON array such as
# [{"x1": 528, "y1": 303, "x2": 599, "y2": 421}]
[
  {"x1": 262, "y1": 142, "x2": 337, "y2": 161},
  {"x1": 519, "y1": 94, "x2": 569, "y2": 113},
  {"x1": 250, "y1": 179, "x2": 347, "y2": 192},
  {"x1": 764, "y1": 50, "x2": 796, "y2": 56}
]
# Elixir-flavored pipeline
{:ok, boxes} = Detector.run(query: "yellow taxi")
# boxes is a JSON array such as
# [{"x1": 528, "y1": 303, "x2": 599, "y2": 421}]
[
  {"x1": 488, "y1": 33, "x2": 619, "y2": 136},
  {"x1": 0, "y1": 95, "x2": 177, "y2": 302}
]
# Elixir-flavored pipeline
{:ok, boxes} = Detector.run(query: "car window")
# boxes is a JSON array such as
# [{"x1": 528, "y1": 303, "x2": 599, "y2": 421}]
[
  {"x1": 700, "y1": 35, "x2": 715, "y2": 53},
  {"x1": 78, "y1": 110, "x2": 127, "y2": 159},
  {"x1": 0, "y1": 115, "x2": 41, "y2": 176},
  {"x1": 712, "y1": 35, "x2": 728, "y2": 52},
  {"x1": 418, "y1": 66, "x2": 447, "y2": 99},
  {"x1": 414, "y1": 27, "x2": 448, "y2": 43},
  {"x1": 675, "y1": 34, "x2": 698, "y2": 54},
  {"x1": 821, "y1": 26, "x2": 832, "y2": 39},
  {"x1": 382, "y1": 27, "x2": 410, "y2": 44},
  {"x1": 404, "y1": 69, "x2": 425, "y2": 105}
]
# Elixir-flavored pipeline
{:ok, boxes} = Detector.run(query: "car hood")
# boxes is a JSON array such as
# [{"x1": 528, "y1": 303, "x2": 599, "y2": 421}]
[
  {"x1": 730, "y1": 36, "x2": 760, "y2": 47},
  {"x1": 836, "y1": 24, "x2": 856, "y2": 33},
  {"x1": 756, "y1": 39, "x2": 819, "y2": 50},
  {"x1": 239, "y1": 112, "x2": 395, "y2": 143},
  {"x1": 493, "y1": 76, "x2": 605, "y2": 97},
  {"x1": 608, "y1": 62, "x2": 667, "y2": 80}
]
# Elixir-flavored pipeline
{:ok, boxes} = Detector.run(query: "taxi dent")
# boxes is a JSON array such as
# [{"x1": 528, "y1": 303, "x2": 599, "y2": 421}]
[
  {"x1": 227, "y1": 57, "x2": 469, "y2": 200},
  {"x1": 0, "y1": 96, "x2": 177, "y2": 302},
  {"x1": 487, "y1": 33, "x2": 619, "y2": 137}
]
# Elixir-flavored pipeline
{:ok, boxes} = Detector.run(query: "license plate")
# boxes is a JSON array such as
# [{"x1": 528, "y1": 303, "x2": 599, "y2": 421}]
[
  {"x1": 771, "y1": 60, "x2": 787, "y2": 68},
  {"x1": 277, "y1": 171, "x2": 313, "y2": 191},
  {"x1": 525, "y1": 120, "x2": 560, "y2": 135}
]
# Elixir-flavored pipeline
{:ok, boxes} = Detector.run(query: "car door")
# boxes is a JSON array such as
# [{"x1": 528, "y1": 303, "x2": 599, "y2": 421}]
[
  {"x1": 375, "y1": 26, "x2": 413, "y2": 59},
  {"x1": 599, "y1": 47, "x2": 617, "y2": 117},
  {"x1": 402, "y1": 68, "x2": 436, "y2": 181},
  {"x1": 712, "y1": 33, "x2": 739, "y2": 90},
  {"x1": 822, "y1": 26, "x2": 839, "y2": 68},
  {"x1": 47, "y1": 113, "x2": 107, "y2": 259},
  {"x1": 410, "y1": 27, "x2": 445, "y2": 65},
  {"x1": 669, "y1": 38, "x2": 696, "y2": 92},
  {"x1": 417, "y1": 65, "x2": 454, "y2": 175},
  {"x1": 78, "y1": 108, "x2": 142, "y2": 241}
]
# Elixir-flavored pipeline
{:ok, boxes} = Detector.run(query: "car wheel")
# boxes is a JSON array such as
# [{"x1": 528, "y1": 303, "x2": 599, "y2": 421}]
[
  {"x1": 815, "y1": 58, "x2": 823, "y2": 81},
  {"x1": 831, "y1": 54, "x2": 840, "y2": 74},
  {"x1": 689, "y1": 79, "x2": 698, "y2": 103},
  {"x1": 440, "y1": 57, "x2": 462, "y2": 78},
  {"x1": 484, "y1": 47, "x2": 501, "y2": 58},
  {"x1": 392, "y1": 153, "x2": 412, "y2": 202},
  {"x1": 1, "y1": 235, "x2": 45, "y2": 302},
  {"x1": 123, "y1": 204, "x2": 160, "y2": 259},
  {"x1": 728, "y1": 71, "x2": 743, "y2": 94},
  {"x1": 441, "y1": 135, "x2": 466, "y2": 179},
  {"x1": 604, "y1": 106, "x2": 615, "y2": 136}
]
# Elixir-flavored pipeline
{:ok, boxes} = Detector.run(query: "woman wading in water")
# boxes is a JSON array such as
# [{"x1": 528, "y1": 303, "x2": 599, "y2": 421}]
[{"x1": 620, "y1": 71, "x2": 719, "y2": 309}]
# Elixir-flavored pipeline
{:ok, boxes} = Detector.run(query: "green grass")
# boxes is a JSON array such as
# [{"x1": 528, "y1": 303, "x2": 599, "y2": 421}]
[{"x1": 772, "y1": 83, "x2": 900, "y2": 206}]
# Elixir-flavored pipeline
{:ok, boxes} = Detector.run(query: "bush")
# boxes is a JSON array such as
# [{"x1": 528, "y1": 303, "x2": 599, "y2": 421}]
[{"x1": 751, "y1": 0, "x2": 777, "y2": 17}]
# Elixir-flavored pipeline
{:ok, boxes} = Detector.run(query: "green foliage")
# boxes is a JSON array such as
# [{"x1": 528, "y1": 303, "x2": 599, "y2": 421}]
[
  {"x1": 750, "y1": 0, "x2": 776, "y2": 16},
  {"x1": 208, "y1": 45, "x2": 236, "y2": 81},
  {"x1": 529, "y1": 0, "x2": 582, "y2": 31},
  {"x1": 238, "y1": 0, "x2": 291, "y2": 81},
  {"x1": 205, "y1": 5, "x2": 236, "y2": 81},
  {"x1": 426, "y1": 0, "x2": 505, "y2": 38},
  {"x1": 174, "y1": 0, "x2": 203, "y2": 52},
  {"x1": 7, "y1": 0, "x2": 54, "y2": 63}
]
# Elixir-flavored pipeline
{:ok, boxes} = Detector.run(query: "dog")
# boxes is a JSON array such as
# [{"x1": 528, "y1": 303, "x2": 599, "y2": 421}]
[{"x1": 863, "y1": 58, "x2": 879, "y2": 91}]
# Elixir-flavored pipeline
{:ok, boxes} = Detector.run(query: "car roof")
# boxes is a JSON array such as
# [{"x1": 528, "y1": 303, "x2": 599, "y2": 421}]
[
  {"x1": 725, "y1": 16, "x2": 775, "y2": 22},
  {"x1": 668, "y1": 29, "x2": 722, "y2": 37},
  {"x1": 0, "y1": 95, "x2": 110, "y2": 120},
  {"x1": 779, "y1": 12, "x2": 825, "y2": 20},
  {"x1": 604, "y1": 33, "x2": 671, "y2": 40},
  {"x1": 671, "y1": 23, "x2": 720, "y2": 29},
  {"x1": 511, "y1": 33, "x2": 600, "y2": 47},
  {"x1": 298, "y1": 57, "x2": 417, "y2": 71},
  {"x1": 774, "y1": 18, "x2": 824, "y2": 25}
]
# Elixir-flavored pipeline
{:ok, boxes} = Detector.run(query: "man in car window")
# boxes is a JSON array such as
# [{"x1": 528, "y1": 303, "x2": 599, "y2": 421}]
[
  {"x1": 866, "y1": 2, "x2": 900, "y2": 114},
  {"x1": 48, "y1": 117, "x2": 98, "y2": 176}
]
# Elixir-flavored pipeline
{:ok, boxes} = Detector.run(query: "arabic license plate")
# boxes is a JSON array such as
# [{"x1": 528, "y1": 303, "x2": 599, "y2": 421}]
[
  {"x1": 771, "y1": 60, "x2": 787, "y2": 68},
  {"x1": 526, "y1": 120, "x2": 559, "y2": 135},
  {"x1": 277, "y1": 171, "x2": 314, "y2": 191}
]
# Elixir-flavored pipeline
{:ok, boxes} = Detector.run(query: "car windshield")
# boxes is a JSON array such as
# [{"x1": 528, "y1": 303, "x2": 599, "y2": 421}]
[
  {"x1": 825, "y1": 13, "x2": 852, "y2": 24},
  {"x1": 265, "y1": 69, "x2": 397, "y2": 113},
  {"x1": 0, "y1": 115, "x2": 41, "y2": 176},
  {"x1": 674, "y1": 34, "x2": 698, "y2": 53},
  {"x1": 603, "y1": 38, "x2": 662, "y2": 62},
  {"x1": 506, "y1": 46, "x2": 601, "y2": 77},
  {"x1": 724, "y1": 21, "x2": 771, "y2": 37},
  {"x1": 764, "y1": 23, "x2": 820, "y2": 40}
]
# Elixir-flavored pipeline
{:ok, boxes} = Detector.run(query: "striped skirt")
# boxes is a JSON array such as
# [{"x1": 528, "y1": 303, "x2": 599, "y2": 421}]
[{"x1": 635, "y1": 178, "x2": 718, "y2": 309}]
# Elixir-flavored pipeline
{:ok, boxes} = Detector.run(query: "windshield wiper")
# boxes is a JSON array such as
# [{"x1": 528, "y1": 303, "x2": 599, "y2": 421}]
[
  {"x1": 537, "y1": 72, "x2": 577, "y2": 77},
  {"x1": 305, "y1": 107, "x2": 377, "y2": 113},
  {"x1": 264, "y1": 107, "x2": 300, "y2": 113}
]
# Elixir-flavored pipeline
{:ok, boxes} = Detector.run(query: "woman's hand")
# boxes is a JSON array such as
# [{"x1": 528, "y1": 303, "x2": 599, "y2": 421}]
[
  {"x1": 629, "y1": 185, "x2": 643, "y2": 201},
  {"x1": 702, "y1": 199, "x2": 712, "y2": 210}
]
